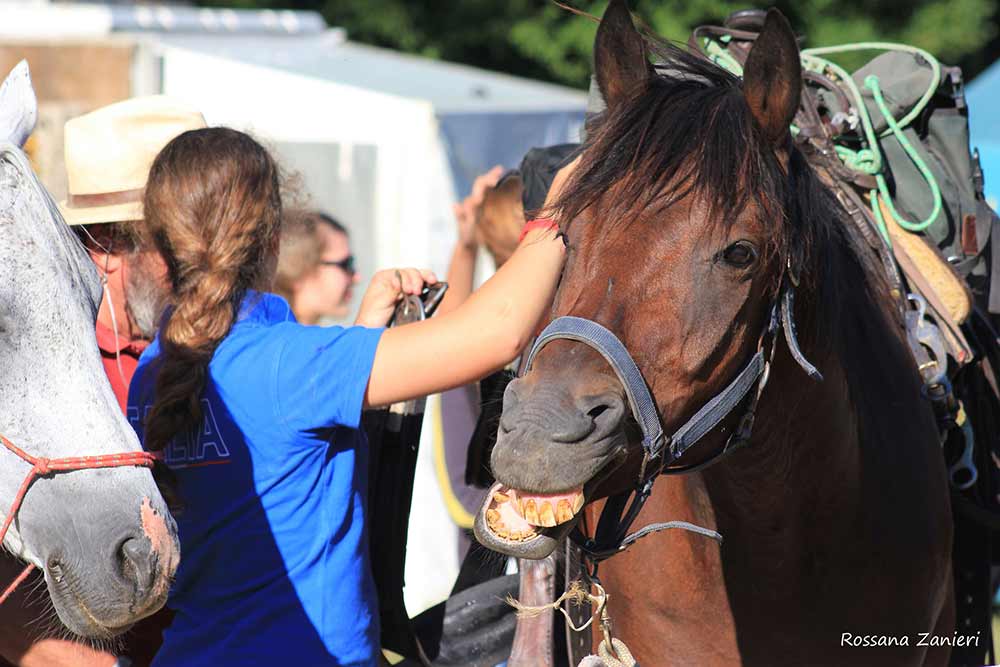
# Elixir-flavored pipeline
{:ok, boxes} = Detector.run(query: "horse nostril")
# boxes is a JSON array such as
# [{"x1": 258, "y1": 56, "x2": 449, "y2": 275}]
[
  {"x1": 117, "y1": 537, "x2": 152, "y2": 589},
  {"x1": 580, "y1": 393, "x2": 625, "y2": 439},
  {"x1": 587, "y1": 404, "x2": 610, "y2": 420}
]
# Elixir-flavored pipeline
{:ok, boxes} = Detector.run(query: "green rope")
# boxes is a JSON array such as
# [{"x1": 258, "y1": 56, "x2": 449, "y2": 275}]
[
  {"x1": 801, "y1": 42, "x2": 941, "y2": 135},
  {"x1": 702, "y1": 38, "x2": 744, "y2": 75},
  {"x1": 700, "y1": 37, "x2": 945, "y2": 236},
  {"x1": 865, "y1": 74, "x2": 942, "y2": 232},
  {"x1": 799, "y1": 51, "x2": 883, "y2": 174}
]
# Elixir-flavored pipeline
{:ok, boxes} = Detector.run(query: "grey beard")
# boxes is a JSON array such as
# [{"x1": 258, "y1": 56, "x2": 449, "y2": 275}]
[{"x1": 124, "y1": 259, "x2": 166, "y2": 340}]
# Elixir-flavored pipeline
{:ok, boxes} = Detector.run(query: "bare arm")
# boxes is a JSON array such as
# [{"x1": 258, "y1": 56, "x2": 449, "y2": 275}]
[
  {"x1": 437, "y1": 241, "x2": 477, "y2": 317},
  {"x1": 437, "y1": 166, "x2": 503, "y2": 317},
  {"x1": 364, "y1": 228, "x2": 564, "y2": 407}
]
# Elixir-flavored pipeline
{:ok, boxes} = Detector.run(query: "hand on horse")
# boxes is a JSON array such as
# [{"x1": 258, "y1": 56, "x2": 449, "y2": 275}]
[
  {"x1": 543, "y1": 155, "x2": 581, "y2": 211},
  {"x1": 355, "y1": 267, "x2": 437, "y2": 328},
  {"x1": 453, "y1": 165, "x2": 503, "y2": 251}
]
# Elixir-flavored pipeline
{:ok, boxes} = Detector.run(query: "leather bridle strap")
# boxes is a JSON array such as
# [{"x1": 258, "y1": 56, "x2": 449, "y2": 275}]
[
  {"x1": 524, "y1": 316, "x2": 666, "y2": 460},
  {"x1": 523, "y1": 313, "x2": 772, "y2": 564},
  {"x1": 0, "y1": 433, "x2": 156, "y2": 604},
  {"x1": 524, "y1": 313, "x2": 778, "y2": 473}
]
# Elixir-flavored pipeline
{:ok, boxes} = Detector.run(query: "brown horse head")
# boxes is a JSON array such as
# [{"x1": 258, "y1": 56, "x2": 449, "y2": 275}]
[{"x1": 476, "y1": 5, "x2": 867, "y2": 558}]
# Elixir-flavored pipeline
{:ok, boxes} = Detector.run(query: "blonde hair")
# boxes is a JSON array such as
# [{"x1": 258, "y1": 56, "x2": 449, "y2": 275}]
[
  {"x1": 273, "y1": 209, "x2": 323, "y2": 302},
  {"x1": 479, "y1": 174, "x2": 525, "y2": 267},
  {"x1": 140, "y1": 128, "x2": 282, "y2": 452}
]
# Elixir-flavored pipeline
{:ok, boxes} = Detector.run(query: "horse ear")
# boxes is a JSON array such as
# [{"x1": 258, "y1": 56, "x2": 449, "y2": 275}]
[
  {"x1": 594, "y1": 0, "x2": 652, "y2": 111},
  {"x1": 742, "y1": 9, "x2": 801, "y2": 145},
  {"x1": 0, "y1": 61, "x2": 37, "y2": 149}
]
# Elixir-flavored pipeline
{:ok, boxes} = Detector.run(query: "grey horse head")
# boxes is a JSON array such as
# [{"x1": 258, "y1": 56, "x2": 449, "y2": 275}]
[{"x1": 0, "y1": 62, "x2": 179, "y2": 638}]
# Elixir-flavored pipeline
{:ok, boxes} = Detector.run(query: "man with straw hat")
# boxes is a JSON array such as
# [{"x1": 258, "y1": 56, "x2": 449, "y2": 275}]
[
  {"x1": 0, "y1": 96, "x2": 205, "y2": 667},
  {"x1": 60, "y1": 96, "x2": 206, "y2": 412}
]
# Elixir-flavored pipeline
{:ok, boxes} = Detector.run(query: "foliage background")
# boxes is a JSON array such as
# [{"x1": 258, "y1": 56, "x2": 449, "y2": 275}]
[{"x1": 199, "y1": 0, "x2": 1000, "y2": 89}]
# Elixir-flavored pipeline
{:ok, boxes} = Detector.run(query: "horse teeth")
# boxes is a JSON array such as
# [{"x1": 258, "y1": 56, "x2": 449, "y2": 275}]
[
  {"x1": 523, "y1": 499, "x2": 539, "y2": 525},
  {"x1": 556, "y1": 500, "x2": 573, "y2": 524},
  {"x1": 493, "y1": 492, "x2": 509, "y2": 504},
  {"x1": 573, "y1": 494, "x2": 585, "y2": 513},
  {"x1": 538, "y1": 502, "x2": 557, "y2": 527},
  {"x1": 486, "y1": 509, "x2": 500, "y2": 526},
  {"x1": 509, "y1": 530, "x2": 522, "y2": 541},
  {"x1": 496, "y1": 527, "x2": 509, "y2": 539}
]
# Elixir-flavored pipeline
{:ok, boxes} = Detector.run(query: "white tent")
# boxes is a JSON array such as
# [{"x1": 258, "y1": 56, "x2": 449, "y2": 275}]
[
  {"x1": 149, "y1": 29, "x2": 586, "y2": 284},
  {"x1": 1, "y1": 2, "x2": 587, "y2": 616}
]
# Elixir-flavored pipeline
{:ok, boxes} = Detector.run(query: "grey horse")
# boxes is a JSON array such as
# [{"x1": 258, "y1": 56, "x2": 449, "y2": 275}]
[{"x1": 0, "y1": 62, "x2": 179, "y2": 639}]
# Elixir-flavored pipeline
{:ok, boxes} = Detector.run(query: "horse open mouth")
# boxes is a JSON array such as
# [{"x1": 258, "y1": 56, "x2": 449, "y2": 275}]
[{"x1": 473, "y1": 482, "x2": 587, "y2": 560}]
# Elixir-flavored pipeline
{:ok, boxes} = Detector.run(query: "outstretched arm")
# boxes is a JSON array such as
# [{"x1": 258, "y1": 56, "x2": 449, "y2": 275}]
[
  {"x1": 364, "y1": 227, "x2": 563, "y2": 407},
  {"x1": 363, "y1": 157, "x2": 578, "y2": 408}
]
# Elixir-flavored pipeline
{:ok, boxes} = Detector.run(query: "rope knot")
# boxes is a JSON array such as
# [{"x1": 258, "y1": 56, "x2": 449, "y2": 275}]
[{"x1": 32, "y1": 458, "x2": 51, "y2": 476}]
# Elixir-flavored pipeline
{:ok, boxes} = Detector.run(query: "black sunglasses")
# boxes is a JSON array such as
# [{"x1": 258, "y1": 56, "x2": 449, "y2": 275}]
[{"x1": 320, "y1": 255, "x2": 356, "y2": 276}]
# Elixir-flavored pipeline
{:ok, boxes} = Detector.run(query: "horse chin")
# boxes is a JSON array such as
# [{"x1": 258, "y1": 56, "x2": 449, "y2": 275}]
[{"x1": 45, "y1": 561, "x2": 135, "y2": 639}]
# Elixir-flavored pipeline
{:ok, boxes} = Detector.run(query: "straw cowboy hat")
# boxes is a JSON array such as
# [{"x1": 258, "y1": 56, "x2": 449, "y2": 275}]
[{"x1": 59, "y1": 96, "x2": 206, "y2": 226}]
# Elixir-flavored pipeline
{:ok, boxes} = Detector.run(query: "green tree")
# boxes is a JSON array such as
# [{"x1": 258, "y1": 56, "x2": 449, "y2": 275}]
[{"x1": 199, "y1": 0, "x2": 1000, "y2": 88}]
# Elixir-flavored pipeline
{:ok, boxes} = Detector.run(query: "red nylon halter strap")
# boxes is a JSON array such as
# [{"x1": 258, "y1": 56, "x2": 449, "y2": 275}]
[{"x1": 0, "y1": 433, "x2": 157, "y2": 604}]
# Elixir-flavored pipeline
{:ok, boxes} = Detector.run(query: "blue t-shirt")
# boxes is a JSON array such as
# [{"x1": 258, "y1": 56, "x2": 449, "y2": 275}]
[{"x1": 127, "y1": 292, "x2": 384, "y2": 666}]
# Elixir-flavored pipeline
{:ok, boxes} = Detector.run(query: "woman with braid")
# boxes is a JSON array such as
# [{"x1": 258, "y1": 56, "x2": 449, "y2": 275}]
[{"x1": 126, "y1": 127, "x2": 568, "y2": 666}]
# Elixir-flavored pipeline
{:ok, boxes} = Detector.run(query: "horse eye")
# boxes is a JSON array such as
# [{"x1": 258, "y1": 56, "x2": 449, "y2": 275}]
[{"x1": 719, "y1": 241, "x2": 758, "y2": 268}]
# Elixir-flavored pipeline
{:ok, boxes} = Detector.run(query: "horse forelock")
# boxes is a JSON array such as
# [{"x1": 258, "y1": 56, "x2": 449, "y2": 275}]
[{"x1": 557, "y1": 42, "x2": 786, "y2": 246}]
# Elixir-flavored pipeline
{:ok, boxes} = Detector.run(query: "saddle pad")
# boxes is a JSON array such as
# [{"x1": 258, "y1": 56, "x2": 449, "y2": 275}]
[{"x1": 878, "y1": 196, "x2": 973, "y2": 327}]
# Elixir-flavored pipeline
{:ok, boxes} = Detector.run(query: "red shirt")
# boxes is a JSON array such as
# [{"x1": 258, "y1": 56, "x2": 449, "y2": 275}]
[{"x1": 95, "y1": 321, "x2": 148, "y2": 413}]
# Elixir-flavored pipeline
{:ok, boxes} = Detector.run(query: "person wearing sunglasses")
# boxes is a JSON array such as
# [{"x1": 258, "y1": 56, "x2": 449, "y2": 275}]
[{"x1": 275, "y1": 209, "x2": 361, "y2": 325}]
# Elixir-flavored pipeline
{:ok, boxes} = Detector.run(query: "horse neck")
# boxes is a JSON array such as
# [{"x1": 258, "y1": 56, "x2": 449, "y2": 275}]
[
  {"x1": 701, "y1": 265, "x2": 934, "y2": 541},
  {"x1": 709, "y1": 337, "x2": 862, "y2": 519}
]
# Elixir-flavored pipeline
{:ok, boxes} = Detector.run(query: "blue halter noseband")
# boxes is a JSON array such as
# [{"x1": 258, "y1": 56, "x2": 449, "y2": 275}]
[{"x1": 521, "y1": 278, "x2": 821, "y2": 562}]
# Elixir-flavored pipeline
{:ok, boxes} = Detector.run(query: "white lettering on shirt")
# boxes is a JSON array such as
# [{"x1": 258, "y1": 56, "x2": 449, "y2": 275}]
[{"x1": 132, "y1": 400, "x2": 232, "y2": 469}]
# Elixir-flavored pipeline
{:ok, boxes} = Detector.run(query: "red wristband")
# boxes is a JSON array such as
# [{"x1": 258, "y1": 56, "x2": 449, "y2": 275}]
[{"x1": 519, "y1": 217, "x2": 559, "y2": 243}]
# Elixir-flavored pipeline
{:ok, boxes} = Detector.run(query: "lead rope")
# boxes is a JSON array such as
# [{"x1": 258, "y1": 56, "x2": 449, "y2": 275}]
[
  {"x1": 508, "y1": 580, "x2": 640, "y2": 667},
  {"x1": 0, "y1": 433, "x2": 156, "y2": 603}
]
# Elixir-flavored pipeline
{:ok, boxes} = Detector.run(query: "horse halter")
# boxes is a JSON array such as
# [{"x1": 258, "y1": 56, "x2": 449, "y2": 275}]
[
  {"x1": 521, "y1": 268, "x2": 822, "y2": 563},
  {"x1": 0, "y1": 433, "x2": 156, "y2": 604}
]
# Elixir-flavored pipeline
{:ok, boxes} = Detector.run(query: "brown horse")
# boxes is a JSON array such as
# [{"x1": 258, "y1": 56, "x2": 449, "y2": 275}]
[{"x1": 475, "y1": 4, "x2": 954, "y2": 665}]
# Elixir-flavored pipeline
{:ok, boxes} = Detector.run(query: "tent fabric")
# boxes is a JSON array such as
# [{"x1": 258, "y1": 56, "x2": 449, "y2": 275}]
[{"x1": 438, "y1": 112, "x2": 583, "y2": 200}]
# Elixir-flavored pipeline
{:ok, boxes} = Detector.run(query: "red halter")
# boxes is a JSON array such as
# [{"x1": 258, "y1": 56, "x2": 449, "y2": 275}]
[{"x1": 0, "y1": 433, "x2": 156, "y2": 604}]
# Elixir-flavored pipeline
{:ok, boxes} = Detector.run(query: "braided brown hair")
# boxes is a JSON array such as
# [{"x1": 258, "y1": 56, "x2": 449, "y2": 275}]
[{"x1": 141, "y1": 128, "x2": 281, "y2": 453}]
